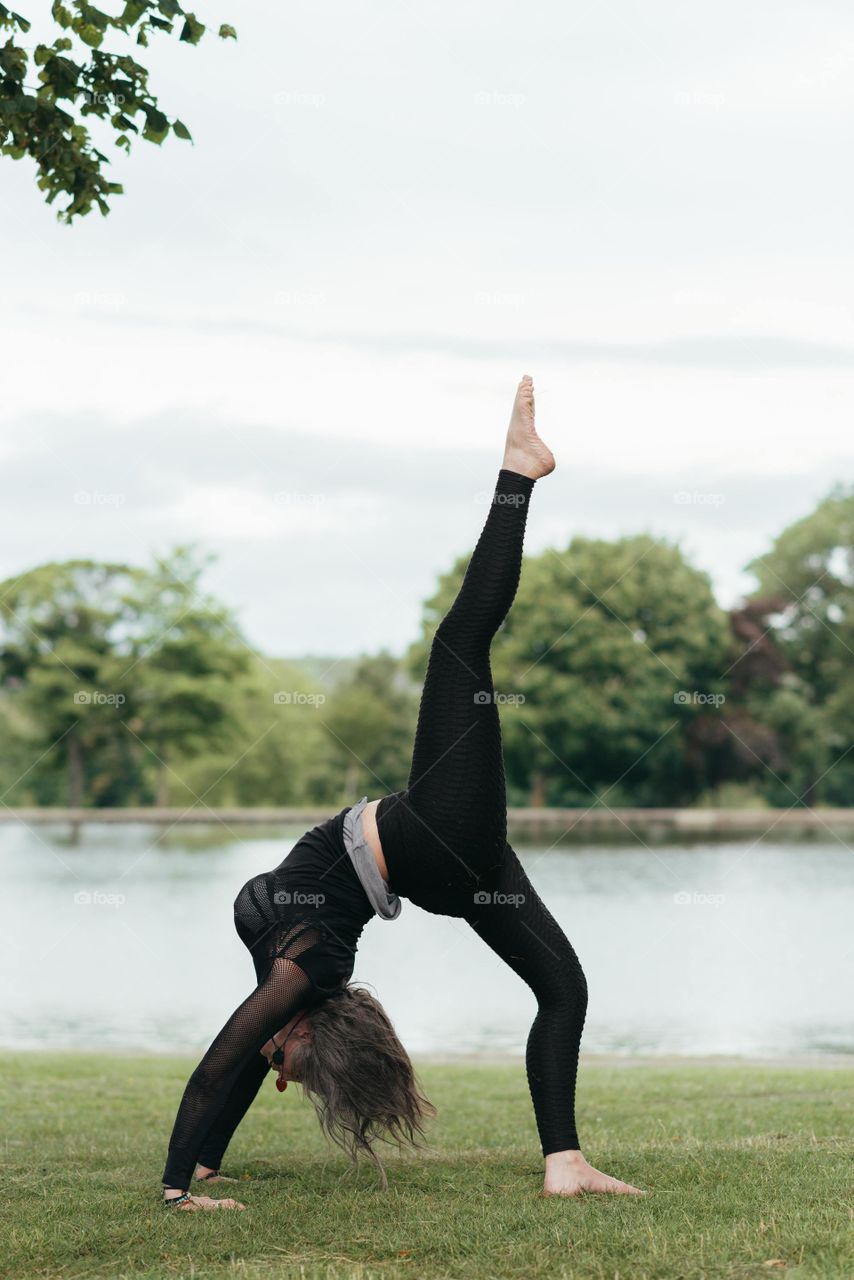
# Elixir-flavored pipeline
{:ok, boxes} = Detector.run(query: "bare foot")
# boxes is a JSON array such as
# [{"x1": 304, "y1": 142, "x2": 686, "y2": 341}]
[
  {"x1": 502, "y1": 374, "x2": 555, "y2": 481},
  {"x1": 543, "y1": 1150, "x2": 645, "y2": 1197},
  {"x1": 172, "y1": 1194, "x2": 246, "y2": 1211}
]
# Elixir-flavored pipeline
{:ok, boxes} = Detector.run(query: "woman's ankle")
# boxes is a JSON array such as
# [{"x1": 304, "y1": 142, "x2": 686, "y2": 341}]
[{"x1": 544, "y1": 1148, "x2": 586, "y2": 1168}]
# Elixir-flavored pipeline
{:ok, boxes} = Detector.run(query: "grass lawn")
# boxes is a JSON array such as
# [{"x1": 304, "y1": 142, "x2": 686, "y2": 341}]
[{"x1": 2, "y1": 1053, "x2": 852, "y2": 1279}]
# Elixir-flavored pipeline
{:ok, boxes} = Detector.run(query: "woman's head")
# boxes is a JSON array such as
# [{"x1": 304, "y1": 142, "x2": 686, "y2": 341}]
[{"x1": 289, "y1": 984, "x2": 435, "y2": 1180}]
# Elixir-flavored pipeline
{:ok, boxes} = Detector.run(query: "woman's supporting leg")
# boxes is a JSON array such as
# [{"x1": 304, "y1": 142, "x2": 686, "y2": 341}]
[
  {"x1": 464, "y1": 845, "x2": 587, "y2": 1153},
  {"x1": 465, "y1": 845, "x2": 643, "y2": 1195}
]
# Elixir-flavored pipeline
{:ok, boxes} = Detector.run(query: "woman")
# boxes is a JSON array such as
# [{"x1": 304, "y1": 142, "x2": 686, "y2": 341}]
[{"x1": 162, "y1": 376, "x2": 643, "y2": 1209}]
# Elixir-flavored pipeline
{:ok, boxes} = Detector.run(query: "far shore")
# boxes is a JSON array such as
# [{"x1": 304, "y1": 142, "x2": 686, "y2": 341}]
[
  {"x1": 12, "y1": 1047, "x2": 850, "y2": 1069},
  {"x1": 4, "y1": 805, "x2": 854, "y2": 840}
]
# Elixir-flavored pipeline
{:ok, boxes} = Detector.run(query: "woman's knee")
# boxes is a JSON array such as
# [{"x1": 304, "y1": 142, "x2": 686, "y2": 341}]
[{"x1": 541, "y1": 953, "x2": 588, "y2": 1021}]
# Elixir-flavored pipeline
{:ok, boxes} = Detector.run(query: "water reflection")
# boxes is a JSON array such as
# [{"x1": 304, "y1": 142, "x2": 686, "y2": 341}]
[{"x1": 1, "y1": 822, "x2": 851, "y2": 1058}]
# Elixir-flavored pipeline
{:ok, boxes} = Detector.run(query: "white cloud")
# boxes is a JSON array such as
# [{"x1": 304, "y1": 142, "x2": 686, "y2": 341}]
[{"x1": 2, "y1": 0, "x2": 852, "y2": 653}]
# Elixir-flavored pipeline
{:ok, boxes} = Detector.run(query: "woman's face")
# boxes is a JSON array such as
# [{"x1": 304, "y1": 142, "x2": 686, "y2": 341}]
[{"x1": 260, "y1": 1011, "x2": 312, "y2": 1080}]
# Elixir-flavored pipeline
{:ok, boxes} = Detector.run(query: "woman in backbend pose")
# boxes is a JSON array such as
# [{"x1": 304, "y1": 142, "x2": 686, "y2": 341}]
[{"x1": 161, "y1": 376, "x2": 643, "y2": 1209}]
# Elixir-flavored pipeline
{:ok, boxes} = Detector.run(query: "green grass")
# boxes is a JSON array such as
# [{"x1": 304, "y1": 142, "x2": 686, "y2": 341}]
[{"x1": 2, "y1": 1054, "x2": 852, "y2": 1280}]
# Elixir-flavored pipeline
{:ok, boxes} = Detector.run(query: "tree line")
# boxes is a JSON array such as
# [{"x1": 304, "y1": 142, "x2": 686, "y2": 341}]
[{"x1": 1, "y1": 487, "x2": 852, "y2": 810}]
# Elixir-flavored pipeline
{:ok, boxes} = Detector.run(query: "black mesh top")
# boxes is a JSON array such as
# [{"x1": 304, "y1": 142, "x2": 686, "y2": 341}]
[{"x1": 233, "y1": 806, "x2": 376, "y2": 994}]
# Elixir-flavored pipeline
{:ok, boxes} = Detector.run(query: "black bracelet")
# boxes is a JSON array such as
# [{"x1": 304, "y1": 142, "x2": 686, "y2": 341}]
[{"x1": 163, "y1": 1192, "x2": 191, "y2": 1208}]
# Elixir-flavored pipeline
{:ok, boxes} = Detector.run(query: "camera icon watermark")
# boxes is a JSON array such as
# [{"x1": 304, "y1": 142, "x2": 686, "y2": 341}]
[
  {"x1": 273, "y1": 89, "x2": 326, "y2": 108},
  {"x1": 474, "y1": 490, "x2": 528, "y2": 507},
  {"x1": 74, "y1": 490, "x2": 126, "y2": 507},
  {"x1": 74, "y1": 690, "x2": 126, "y2": 706},
  {"x1": 273, "y1": 890, "x2": 325, "y2": 906},
  {"x1": 673, "y1": 890, "x2": 726, "y2": 906},
  {"x1": 273, "y1": 691, "x2": 326, "y2": 707},
  {"x1": 73, "y1": 890, "x2": 126, "y2": 907},
  {"x1": 474, "y1": 691, "x2": 525, "y2": 705},
  {"x1": 674, "y1": 690, "x2": 725, "y2": 708},
  {"x1": 472, "y1": 890, "x2": 525, "y2": 906},
  {"x1": 273, "y1": 491, "x2": 326, "y2": 506},
  {"x1": 672, "y1": 89, "x2": 726, "y2": 108},
  {"x1": 473, "y1": 89, "x2": 526, "y2": 108},
  {"x1": 473, "y1": 290, "x2": 525, "y2": 308},
  {"x1": 673, "y1": 490, "x2": 726, "y2": 507}
]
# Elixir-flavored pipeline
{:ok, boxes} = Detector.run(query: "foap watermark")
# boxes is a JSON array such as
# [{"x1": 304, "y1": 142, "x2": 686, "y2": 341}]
[
  {"x1": 474, "y1": 691, "x2": 525, "y2": 706},
  {"x1": 473, "y1": 890, "x2": 526, "y2": 906},
  {"x1": 273, "y1": 691, "x2": 326, "y2": 707},
  {"x1": 273, "y1": 290, "x2": 327, "y2": 310},
  {"x1": 273, "y1": 890, "x2": 326, "y2": 906},
  {"x1": 474, "y1": 490, "x2": 528, "y2": 507},
  {"x1": 273, "y1": 490, "x2": 326, "y2": 507},
  {"x1": 81, "y1": 90, "x2": 126, "y2": 106},
  {"x1": 674, "y1": 690, "x2": 725, "y2": 708},
  {"x1": 674, "y1": 490, "x2": 726, "y2": 507},
  {"x1": 74, "y1": 490, "x2": 126, "y2": 507},
  {"x1": 73, "y1": 290, "x2": 127, "y2": 309},
  {"x1": 273, "y1": 89, "x2": 326, "y2": 108},
  {"x1": 473, "y1": 89, "x2": 526, "y2": 108},
  {"x1": 673, "y1": 890, "x2": 726, "y2": 906},
  {"x1": 672, "y1": 89, "x2": 726, "y2": 108},
  {"x1": 74, "y1": 890, "x2": 126, "y2": 907},
  {"x1": 74, "y1": 690, "x2": 126, "y2": 707}
]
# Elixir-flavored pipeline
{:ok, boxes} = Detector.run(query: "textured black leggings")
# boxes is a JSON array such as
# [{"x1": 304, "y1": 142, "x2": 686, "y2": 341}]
[{"x1": 376, "y1": 469, "x2": 588, "y2": 1154}]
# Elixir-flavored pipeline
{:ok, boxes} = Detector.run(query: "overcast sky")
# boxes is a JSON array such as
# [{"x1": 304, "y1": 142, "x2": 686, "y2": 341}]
[{"x1": 2, "y1": 0, "x2": 852, "y2": 657}]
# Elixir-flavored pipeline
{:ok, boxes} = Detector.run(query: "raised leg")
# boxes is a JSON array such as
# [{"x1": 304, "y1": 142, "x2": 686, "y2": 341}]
[{"x1": 400, "y1": 377, "x2": 553, "y2": 867}]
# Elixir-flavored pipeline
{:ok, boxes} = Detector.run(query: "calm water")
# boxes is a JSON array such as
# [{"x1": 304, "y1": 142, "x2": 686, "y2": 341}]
[{"x1": 1, "y1": 822, "x2": 852, "y2": 1058}]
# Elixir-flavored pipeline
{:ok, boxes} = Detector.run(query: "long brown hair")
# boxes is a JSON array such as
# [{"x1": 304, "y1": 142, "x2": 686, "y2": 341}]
[{"x1": 294, "y1": 984, "x2": 435, "y2": 1185}]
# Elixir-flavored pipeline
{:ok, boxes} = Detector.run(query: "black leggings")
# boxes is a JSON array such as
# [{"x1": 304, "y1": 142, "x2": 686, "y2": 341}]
[{"x1": 377, "y1": 469, "x2": 587, "y2": 1154}]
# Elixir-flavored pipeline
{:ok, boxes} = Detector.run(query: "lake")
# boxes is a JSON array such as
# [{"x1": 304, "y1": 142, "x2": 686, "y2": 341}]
[{"x1": 2, "y1": 822, "x2": 851, "y2": 1059}]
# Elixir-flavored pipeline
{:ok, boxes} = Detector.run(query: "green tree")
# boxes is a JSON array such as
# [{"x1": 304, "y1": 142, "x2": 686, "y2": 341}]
[
  {"x1": 170, "y1": 655, "x2": 337, "y2": 808},
  {"x1": 121, "y1": 548, "x2": 250, "y2": 806},
  {"x1": 0, "y1": 1, "x2": 235, "y2": 221},
  {"x1": 322, "y1": 652, "x2": 417, "y2": 802},
  {"x1": 0, "y1": 549, "x2": 251, "y2": 807},
  {"x1": 746, "y1": 486, "x2": 854, "y2": 805},
  {"x1": 0, "y1": 559, "x2": 139, "y2": 805}
]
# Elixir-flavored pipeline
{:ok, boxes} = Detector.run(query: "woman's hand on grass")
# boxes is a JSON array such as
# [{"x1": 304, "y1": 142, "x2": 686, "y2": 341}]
[
  {"x1": 543, "y1": 1150, "x2": 644, "y2": 1197},
  {"x1": 170, "y1": 1194, "x2": 246, "y2": 1211}
]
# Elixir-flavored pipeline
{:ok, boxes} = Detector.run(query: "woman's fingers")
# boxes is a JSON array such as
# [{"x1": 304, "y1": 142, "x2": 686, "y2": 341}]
[{"x1": 178, "y1": 1195, "x2": 246, "y2": 1211}]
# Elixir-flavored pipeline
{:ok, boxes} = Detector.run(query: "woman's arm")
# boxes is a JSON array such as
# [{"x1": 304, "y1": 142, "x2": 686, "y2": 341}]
[
  {"x1": 194, "y1": 1049, "x2": 271, "y2": 1177},
  {"x1": 162, "y1": 956, "x2": 313, "y2": 1198}
]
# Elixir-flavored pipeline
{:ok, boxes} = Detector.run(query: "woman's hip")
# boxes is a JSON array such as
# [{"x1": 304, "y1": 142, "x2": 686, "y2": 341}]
[{"x1": 376, "y1": 790, "x2": 506, "y2": 911}]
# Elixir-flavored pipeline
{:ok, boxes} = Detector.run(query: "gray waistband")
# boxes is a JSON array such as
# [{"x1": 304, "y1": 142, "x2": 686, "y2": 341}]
[{"x1": 343, "y1": 796, "x2": 402, "y2": 921}]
